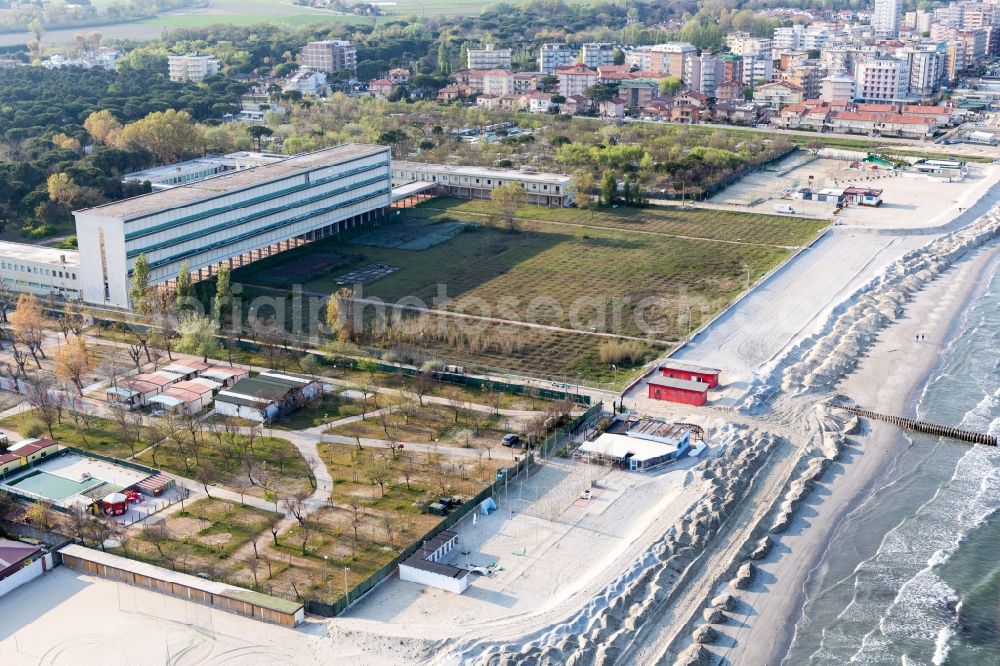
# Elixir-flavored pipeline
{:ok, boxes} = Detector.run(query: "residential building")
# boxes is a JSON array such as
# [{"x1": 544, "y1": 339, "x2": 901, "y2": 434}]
[
  {"x1": 715, "y1": 79, "x2": 746, "y2": 102},
  {"x1": 0, "y1": 241, "x2": 80, "y2": 300},
  {"x1": 510, "y1": 72, "x2": 540, "y2": 94},
  {"x1": 822, "y1": 46, "x2": 855, "y2": 74},
  {"x1": 390, "y1": 162, "x2": 573, "y2": 207},
  {"x1": 524, "y1": 91, "x2": 555, "y2": 113},
  {"x1": 74, "y1": 145, "x2": 391, "y2": 309},
  {"x1": 555, "y1": 64, "x2": 598, "y2": 97},
  {"x1": 476, "y1": 93, "x2": 500, "y2": 110},
  {"x1": 538, "y1": 43, "x2": 575, "y2": 74},
  {"x1": 300, "y1": 40, "x2": 357, "y2": 73},
  {"x1": 624, "y1": 46, "x2": 653, "y2": 70},
  {"x1": 387, "y1": 68, "x2": 410, "y2": 84},
  {"x1": 580, "y1": 42, "x2": 616, "y2": 69},
  {"x1": 451, "y1": 69, "x2": 486, "y2": 93},
  {"x1": 649, "y1": 43, "x2": 699, "y2": 81},
  {"x1": 897, "y1": 46, "x2": 946, "y2": 97},
  {"x1": 167, "y1": 54, "x2": 219, "y2": 82},
  {"x1": 873, "y1": 0, "x2": 902, "y2": 38},
  {"x1": 821, "y1": 73, "x2": 857, "y2": 102},
  {"x1": 618, "y1": 78, "x2": 661, "y2": 110},
  {"x1": 782, "y1": 63, "x2": 822, "y2": 99},
  {"x1": 599, "y1": 97, "x2": 626, "y2": 118},
  {"x1": 368, "y1": 78, "x2": 396, "y2": 98},
  {"x1": 720, "y1": 54, "x2": 744, "y2": 85},
  {"x1": 697, "y1": 54, "x2": 722, "y2": 96},
  {"x1": 754, "y1": 80, "x2": 805, "y2": 110},
  {"x1": 436, "y1": 84, "x2": 472, "y2": 103},
  {"x1": 467, "y1": 45, "x2": 512, "y2": 70},
  {"x1": 725, "y1": 33, "x2": 772, "y2": 58},
  {"x1": 854, "y1": 56, "x2": 910, "y2": 102},
  {"x1": 743, "y1": 54, "x2": 774, "y2": 85},
  {"x1": 596, "y1": 64, "x2": 632, "y2": 84},
  {"x1": 282, "y1": 68, "x2": 327, "y2": 96},
  {"x1": 482, "y1": 69, "x2": 514, "y2": 96}
]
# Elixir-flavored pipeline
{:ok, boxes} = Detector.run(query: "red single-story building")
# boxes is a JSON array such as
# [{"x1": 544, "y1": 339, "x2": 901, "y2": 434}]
[
  {"x1": 648, "y1": 377, "x2": 710, "y2": 406},
  {"x1": 659, "y1": 362, "x2": 722, "y2": 389}
]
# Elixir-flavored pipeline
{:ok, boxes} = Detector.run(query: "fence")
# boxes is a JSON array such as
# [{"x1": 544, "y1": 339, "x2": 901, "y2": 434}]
[{"x1": 305, "y1": 401, "x2": 605, "y2": 617}]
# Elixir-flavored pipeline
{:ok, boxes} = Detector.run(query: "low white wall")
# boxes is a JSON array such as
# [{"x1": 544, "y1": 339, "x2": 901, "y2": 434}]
[
  {"x1": 399, "y1": 563, "x2": 469, "y2": 594},
  {"x1": 0, "y1": 557, "x2": 44, "y2": 597}
]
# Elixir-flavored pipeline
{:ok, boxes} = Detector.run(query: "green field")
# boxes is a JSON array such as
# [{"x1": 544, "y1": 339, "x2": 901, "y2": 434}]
[{"x1": 226, "y1": 200, "x2": 825, "y2": 382}]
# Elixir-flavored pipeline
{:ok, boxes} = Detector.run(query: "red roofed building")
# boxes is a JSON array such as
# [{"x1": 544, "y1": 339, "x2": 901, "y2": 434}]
[
  {"x1": 369, "y1": 78, "x2": 395, "y2": 98},
  {"x1": 659, "y1": 362, "x2": 722, "y2": 388}
]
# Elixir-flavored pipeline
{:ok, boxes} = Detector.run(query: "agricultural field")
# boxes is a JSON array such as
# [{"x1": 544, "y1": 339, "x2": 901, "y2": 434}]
[{"x1": 228, "y1": 200, "x2": 824, "y2": 383}]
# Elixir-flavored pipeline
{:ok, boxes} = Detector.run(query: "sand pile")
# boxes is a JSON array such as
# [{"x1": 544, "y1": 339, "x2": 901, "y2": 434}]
[{"x1": 742, "y1": 205, "x2": 1000, "y2": 413}]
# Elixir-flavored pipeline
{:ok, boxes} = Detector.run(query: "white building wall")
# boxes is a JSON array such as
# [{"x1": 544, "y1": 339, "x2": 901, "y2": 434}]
[
  {"x1": 398, "y1": 564, "x2": 469, "y2": 594},
  {"x1": 0, "y1": 558, "x2": 45, "y2": 598}
]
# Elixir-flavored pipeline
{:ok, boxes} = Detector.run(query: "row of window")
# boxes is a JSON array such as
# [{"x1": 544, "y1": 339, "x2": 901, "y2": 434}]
[
  {"x1": 394, "y1": 171, "x2": 563, "y2": 194},
  {"x1": 1, "y1": 262, "x2": 77, "y2": 281}
]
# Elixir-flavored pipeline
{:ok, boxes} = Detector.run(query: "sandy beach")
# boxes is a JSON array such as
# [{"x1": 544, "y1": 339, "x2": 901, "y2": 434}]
[{"x1": 712, "y1": 246, "x2": 1000, "y2": 666}]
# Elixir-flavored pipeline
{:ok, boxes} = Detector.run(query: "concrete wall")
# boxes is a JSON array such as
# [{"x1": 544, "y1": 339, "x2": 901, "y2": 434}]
[{"x1": 0, "y1": 555, "x2": 50, "y2": 597}]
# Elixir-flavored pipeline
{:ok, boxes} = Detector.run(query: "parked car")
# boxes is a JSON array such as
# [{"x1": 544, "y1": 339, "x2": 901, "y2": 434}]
[
  {"x1": 580, "y1": 489, "x2": 593, "y2": 500},
  {"x1": 502, "y1": 433, "x2": 520, "y2": 447}
]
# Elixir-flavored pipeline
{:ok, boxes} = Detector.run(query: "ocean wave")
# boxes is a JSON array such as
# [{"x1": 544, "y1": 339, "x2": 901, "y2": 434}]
[{"x1": 932, "y1": 625, "x2": 954, "y2": 665}]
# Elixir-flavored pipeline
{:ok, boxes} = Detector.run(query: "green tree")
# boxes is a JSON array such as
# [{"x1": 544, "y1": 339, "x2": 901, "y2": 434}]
[
  {"x1": 247, "y1": 125, "x2": 273, "y2": 151},
  {"x1": 113, "y1": 109, "x2": 204, "y2": 164},
  {"x1": 177, "y1": 313, "x2": 220, "y2": 363},
  {"x1": 659, "y1": 76, "x2": 683, "y2": 96},
  {"x1": 600, "y1": 171, "x2": 618, "y2": 206},
  {"x1": 176, "y1": 260, "x2": 193, "y2": 311},
  {"x1": 213, "y1": 264, "x2": 232, "y2": 326},
  {"x1": 490, "y1": 182, "x2": 524, "y2": 232},
  {"x1": 129, "y1": 253, "x2": 150, "y2": 314},
  {"x1": 437, "y1": 40, "x2": 450, "y2": 74}
]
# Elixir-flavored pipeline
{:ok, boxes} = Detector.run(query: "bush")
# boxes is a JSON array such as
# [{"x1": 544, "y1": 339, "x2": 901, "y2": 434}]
[
  {"x1": 22, "y1": 420, "x2": 45, "y2": 438},
  {"x1": 598, "y1": 340, "x2": 649, "y2": 366}
]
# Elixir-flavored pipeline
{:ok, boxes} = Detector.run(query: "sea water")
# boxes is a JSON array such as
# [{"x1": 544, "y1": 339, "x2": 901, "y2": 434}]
[{"x1": 784, "y1": 259, "x2": 1000, "y2": 665}]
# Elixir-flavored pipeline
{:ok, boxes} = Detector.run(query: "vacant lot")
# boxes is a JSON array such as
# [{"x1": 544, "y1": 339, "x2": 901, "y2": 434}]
[{"x1": 227, "y1": 201, "x2": 821, "y2": 381}]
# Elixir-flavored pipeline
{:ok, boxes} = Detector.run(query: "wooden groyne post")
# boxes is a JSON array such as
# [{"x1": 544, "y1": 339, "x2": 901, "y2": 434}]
[{"x1": 834, "y1": 404, "x2": 997, "y2": 446}]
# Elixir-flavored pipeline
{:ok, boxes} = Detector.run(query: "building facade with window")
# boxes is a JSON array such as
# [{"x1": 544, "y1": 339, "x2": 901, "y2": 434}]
[
  {"x1": 390, "y1": 162, "x2": 573, "y2": 207},
  {"x1": 300, "y1": 40, "x2": 357, "y2": 73},
  {"x1": 73, "y1": 145, "x2": 391, "y2": 309},
  {"x1": 0, "y1": 241, "x2": 80, "y2": 299}
]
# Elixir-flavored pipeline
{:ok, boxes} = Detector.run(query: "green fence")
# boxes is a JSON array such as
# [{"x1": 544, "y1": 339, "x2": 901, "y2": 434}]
[{"x1": 306, "y1": 401, "x2": 604, "y2": 617}]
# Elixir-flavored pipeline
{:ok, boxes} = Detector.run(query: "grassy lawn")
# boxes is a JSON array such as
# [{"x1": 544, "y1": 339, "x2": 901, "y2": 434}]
[
  {"x1": 0, "y1": 411, "x2": 154, "y2": 460},
  {"x1": 325, "y1": 402, "x2": 509, "y2": 448},
  {"x1": 409, "y1": 197, "x2": 827, "y2": 246},
  {"x1": 226, "y1": 200, "x2": 806, "y2": 381},
  {"x1": 265, "y1": 444, "x2": 503, "y2": 602},
  {"x1": 117, "y1": 497, "x2": 286, "y2": 585},
  {"x1": 135, "y1": 433, "x2": 314, "y2": 499}
]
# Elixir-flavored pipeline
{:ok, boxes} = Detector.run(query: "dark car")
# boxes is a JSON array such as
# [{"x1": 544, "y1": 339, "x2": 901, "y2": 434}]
[{"x1": 502, "y1": 433, "x2": 520, "y2": 447}]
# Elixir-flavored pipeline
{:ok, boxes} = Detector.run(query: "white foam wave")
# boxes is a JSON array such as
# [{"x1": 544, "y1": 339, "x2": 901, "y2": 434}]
[{"x1": 931, "y1": 625, "x2": 954, "y2": 665}]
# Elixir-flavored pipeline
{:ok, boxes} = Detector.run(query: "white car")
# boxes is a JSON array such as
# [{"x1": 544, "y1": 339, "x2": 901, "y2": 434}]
[{"x1": 580, "y1": 489, "x2": 593, "y2": 500}]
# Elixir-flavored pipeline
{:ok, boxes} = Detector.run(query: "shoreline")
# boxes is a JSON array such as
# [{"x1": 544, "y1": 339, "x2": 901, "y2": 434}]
[{"x1": 730, "y1": 244, "x2": 1000, "y2": 666}]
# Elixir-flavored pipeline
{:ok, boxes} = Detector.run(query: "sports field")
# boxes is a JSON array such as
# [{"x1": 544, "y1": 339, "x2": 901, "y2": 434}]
[{"x1": 228, "y1": 200, "x2": 825, "y2": 382}]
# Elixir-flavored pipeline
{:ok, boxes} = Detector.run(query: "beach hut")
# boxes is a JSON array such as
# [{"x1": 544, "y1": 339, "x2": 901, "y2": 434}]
[{"x1": 101, "y1": 492, "x2": 129, "y2": 516}]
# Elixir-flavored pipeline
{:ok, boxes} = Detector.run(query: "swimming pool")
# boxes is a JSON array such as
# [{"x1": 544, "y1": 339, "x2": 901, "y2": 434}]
[{"x1": 8, "y1": 470, "x2": 105, "y2": 501}]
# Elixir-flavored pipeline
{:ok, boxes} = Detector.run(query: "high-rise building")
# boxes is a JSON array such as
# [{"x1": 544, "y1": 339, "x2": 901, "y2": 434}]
[
  {"x1": 873, "y1": 0, "x2": 902, "y2": 38},
  {"x1": 725, "y1": 33, "x2": 772, "y2": 58},
  {"x1": 648, "y1": 43, "x2": 699, "y2": 82},
  {"x1": 896, "y1": 46, "x2": 946, "y2": 97},
  {"x1": 538, "y1": 43, "x2": 575, "y2": 74},
  {"x1": 624, "y1": 47, "x2": 652, "y2": 70},
  {"x1": 580, "y1": 43, "x2": 616, "y2": 69},
  {"x1": 854, "y1": 56, "x2": 910, "y2": 101},
  {"x1": 743, "y1": 54, "x2": 774, "y2": 85},
  {"x1": 467, "y1": 44, "x2": 512, "y2": 70},
  {"x1": 168, "y1": 54, "x2": 220, "y2": 82},
  {"x1": 300, "y1": 40, "x2": 357, "y2": 73}
]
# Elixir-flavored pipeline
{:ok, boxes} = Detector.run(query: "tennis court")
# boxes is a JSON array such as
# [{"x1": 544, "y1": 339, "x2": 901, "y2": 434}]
[{"x1": 8, "y1": 470, "x2": 105, "y2": 501}]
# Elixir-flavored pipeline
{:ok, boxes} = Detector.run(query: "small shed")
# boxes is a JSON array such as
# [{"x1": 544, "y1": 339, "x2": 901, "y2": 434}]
[
  {"x1": 118, "y1": 379, "x2": 161, "y2": 407},
  {"x1": 199, "y1": 366, "x2": 249, "y2": 388},
  {"x1": 172, "y1": 379, "x2": 219, "y2": 410},
  {"x1": 647, "y1": 377, "x2": 710, "y2": 406},
  {"x1": 659, "y1": 362, "x2": 722, "y2": 389},
  {"x1": 161, "y1": 360, "x2": 212, "y2": 381},
  {"x1": 842, "y1": 187, "x2": 883, "y2": 206}
]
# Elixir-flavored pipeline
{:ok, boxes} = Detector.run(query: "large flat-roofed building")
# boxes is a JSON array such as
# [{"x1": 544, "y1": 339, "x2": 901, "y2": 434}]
[
  {"x1": 122, "y1": 152, "x2": 286, "y2": 191},
  {"x1": 74, "y1": 145, "x2": 391, "y2": 309},
  {"x1": 0, "y1": 241, "x2": 81, "y2": 299},
  {"x1": 168, "y1": 54, "x2": 220, "y2": 82},
  {"x1": 390, "y1": 161, "x2": 573, "y2": 207}
]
